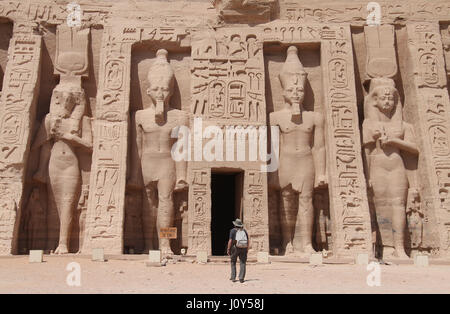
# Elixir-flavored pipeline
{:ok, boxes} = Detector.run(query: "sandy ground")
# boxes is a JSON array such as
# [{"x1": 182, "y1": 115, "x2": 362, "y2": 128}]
[{"x1": 0, "y1": 255, "x2": 449, "y2": 294}]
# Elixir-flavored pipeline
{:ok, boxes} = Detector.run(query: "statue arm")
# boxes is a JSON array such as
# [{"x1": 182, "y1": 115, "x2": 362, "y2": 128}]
[
  {"x1": 134, "y1": 112, "x2": 143, "y2": 161},
  {"x1": 127, "y1": 111, "x2": 143, "y2": 189},
  {"x1": 401, "y1": 123, "x2": 420, "y2": 189},
  {"x1": 175, "y1": 113, "x2": 189, "y2": 191},
  {"x1": 68, "y1": 96, "x2": 86, "y2": 135},
  {"x1": 362, "y1": 120, "x2": 375, "y2": 188},
  {"x1": 383, "y1": 124, "x2": 419, "y2": 155},
  {"x1": 313, "y1": 112, "x2": 326, "y2": 187},
  {"x1": 362, "y1": 119, "x2": 378, "y2": 146},
  {"x1": 61, "y1": 132, "x2": 93, "y2": 151},
  {"x1": 80, "y1": 116, "x2": 93, "y2": 151},
  {"x1": 31, "y1": 115, "x2": 51, "y2": 151},
  {"x1": 59, "y1": 115, "x2": 93, "y2": 151}
]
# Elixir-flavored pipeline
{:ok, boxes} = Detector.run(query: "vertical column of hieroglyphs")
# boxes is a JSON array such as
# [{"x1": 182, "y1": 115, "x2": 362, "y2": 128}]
[
  {"x1": 321, "y1": 25, "x2": 372, "y2": 256},
  {"x1": 83, "y1": 26, "x2": 132, "y2": 254},
  {"x1": 188, "y1": 168, "x2": 211, "y2": 255},
  {"x1": 0, "y1": 22, "x2": 41, "y2": 254},
  {"x1": 406, "y1": 23, "x2": 450, "y2": 256},
  {"x1": 244, "y1": 170, "x2": 269, "y2": 254},
  {"x1": 189, "y1": 29, "x2": 269, "y2": 255}
]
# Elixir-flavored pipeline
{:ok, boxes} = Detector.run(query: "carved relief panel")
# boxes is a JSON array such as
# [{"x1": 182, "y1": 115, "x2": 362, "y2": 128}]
[
  {"x1": 191, "y1": 30, "x2": 266, "y2": 123},
  {"x1": 0, "y1": 23, "x2": 41, "y2": 254},
  {"x1": 188, "y1": 168, "x2": 211, "y2": 255},
  {"x1": 406, "y1": 23, "x2": 450, "y2": 256}
]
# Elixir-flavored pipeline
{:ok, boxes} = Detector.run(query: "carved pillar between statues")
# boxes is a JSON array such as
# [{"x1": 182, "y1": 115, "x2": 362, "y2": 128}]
[
  {"x1": 0, "y1": 22, "x2": 41, "y2": 254},
  {"x1": 406, "y1": 23, "x2": 450, "y2": 256},
  {"x1": 321, "y1": 26, "x2": 373, "y2": 256},
  {"x1": 83, "y1": 27, "x2": 131, "y2": 254},
  {"x1": 243, "y1": 169, "x2": 269, "y2": 254},
  {"x1": 0, "y1": 22, "x2": 41, "y2": 255},
  {"x1": 188, "y1": 168, "x2": 212, "y2": 255}
]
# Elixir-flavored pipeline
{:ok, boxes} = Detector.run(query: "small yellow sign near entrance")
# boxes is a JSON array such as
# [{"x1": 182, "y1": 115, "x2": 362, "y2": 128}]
[{"x1": 159, "y1": 227, "x2": 177, "y2": 239}]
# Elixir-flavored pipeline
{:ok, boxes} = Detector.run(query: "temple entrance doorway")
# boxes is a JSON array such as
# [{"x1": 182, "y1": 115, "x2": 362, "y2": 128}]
[{"x1": 211, "y1": 170, "x2": 244, "y2": 256}]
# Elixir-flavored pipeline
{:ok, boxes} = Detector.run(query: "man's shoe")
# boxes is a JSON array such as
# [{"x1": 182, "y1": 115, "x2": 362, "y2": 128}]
[
  {"x1": 239, "y1": 279, "x2": 244, "y2": 283},
  {"x1": 230, "y1": 278, "x2": 236, "y2": 282}
]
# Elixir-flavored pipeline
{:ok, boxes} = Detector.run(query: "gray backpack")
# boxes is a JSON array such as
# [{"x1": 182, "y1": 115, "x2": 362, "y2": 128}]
[{"x1": 235, "y1": 229, "x2": 248, "y2": 248}]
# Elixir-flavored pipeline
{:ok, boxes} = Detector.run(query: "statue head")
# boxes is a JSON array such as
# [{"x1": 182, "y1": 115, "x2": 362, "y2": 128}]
[
  {"x1": 147, "y1": 49, "x2": 175, "y2": 121},
  {"x1": 364, "y1": 77, "x2": 402, "y2": 121},
  {"x1": 279, "y1": 46, "x2": 307, "y2": 116},
  {"x1": 50, "y1": 81, "x2": 86, "y2": 118}
]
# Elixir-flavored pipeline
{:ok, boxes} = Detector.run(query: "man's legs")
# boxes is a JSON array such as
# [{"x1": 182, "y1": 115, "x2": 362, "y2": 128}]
[
  {"x1": 230, "y1": 246, "x2": 238, "y2": 280},
  {"x1": 238, "y1": 248, "x2": 248, "y2": 282}
]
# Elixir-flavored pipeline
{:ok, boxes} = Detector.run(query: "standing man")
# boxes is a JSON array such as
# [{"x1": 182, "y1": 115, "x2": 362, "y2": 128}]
[{"x1": 227, "y1": 219, "x2": 250, "y2": 283}]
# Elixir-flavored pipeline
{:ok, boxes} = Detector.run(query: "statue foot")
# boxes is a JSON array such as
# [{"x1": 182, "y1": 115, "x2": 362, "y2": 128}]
[
  {"x1": 54, "y1": 245, "x2": 69, "y2": 254},
  {"x1": 302, "y1": 244, "x2": 316, "y2": 254},
  {"x1": 394, "y1": 249, "x2": 409, "y2": 259},
  {"x1": 160, "y1": 246, "x2": 173, "y2": 258},
  {"x1": 284, "y1": 243, "x2": 294, "y2": 255}
]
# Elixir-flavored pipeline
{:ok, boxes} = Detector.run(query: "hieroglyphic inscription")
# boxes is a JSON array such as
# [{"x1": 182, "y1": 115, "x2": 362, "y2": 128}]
[
  {"x1": 321, "y1": 27, "x2": 372, "y2": 255},
  {"x1": 191, "y1": 30, "x2": 266, "y2": 123},
  {"x1": 188, "y1": 169, "x2": 211, "y2": 254},
  {"x1": 0, "y1": 24, "x2": 41, "y2": 254},
  {"x1": 83, "y1": 27, "x2": 131, "y2": 254},
  {"x1": 407, "y1": 23, "x2": 450, "y2": 253},
  {"x1": 280, "y1": 0, "x2": 450, "y2": 25},
  {"x1": 0, "y1": 1, "x2": 110, "y2": 26},
  {"x1": 244, "y1": 170, "x2": 269, "y2": 253}
]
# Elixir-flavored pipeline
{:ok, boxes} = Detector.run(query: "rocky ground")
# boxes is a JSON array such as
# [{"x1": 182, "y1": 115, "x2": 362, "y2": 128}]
[{"x1": 0, "y1": 255, "x2": 449, "y2": 294}]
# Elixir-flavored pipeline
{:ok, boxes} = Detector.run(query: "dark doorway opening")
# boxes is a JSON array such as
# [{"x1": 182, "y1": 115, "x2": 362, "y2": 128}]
[{"x1": 211, "y1": 171, "x2": 243, "y2": 256}]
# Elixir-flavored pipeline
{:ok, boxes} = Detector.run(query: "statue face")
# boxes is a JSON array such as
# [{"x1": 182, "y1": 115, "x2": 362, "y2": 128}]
[
  {"x1": 375, "y1": 88, "x2": 395, "y2": 115},
  {"x1": 147, "y1": 76, "x2": 173, "y2": 119},
  {"x1": 283, "y1": 82, "x2": 304, "y2": 114},
  {"x1": 51, "y1": 90, "x2": 78, "y2": 117}
]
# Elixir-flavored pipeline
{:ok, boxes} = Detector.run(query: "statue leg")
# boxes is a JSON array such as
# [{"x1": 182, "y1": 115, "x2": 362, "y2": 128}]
[
  {"x1": 294, "y1": 192, "x2": 315, "y2": 254},
  {"x1": 52, "y1": 175, "x2": 80, "y2": 254},
  {"x1": 279, "y1": 187, "x2": 296, "y2": 255},
  {"x1": 157, "y1": 177, "x2": 175, "y2": 256},
  {"x1": 33, "y1": 115, "x2": 52, "y2": 184},
  {"x1": 142, "y1": 183, "x2": 157, "y2": 253},
  {"x1": 392, "y1": 197, "x2": 408, "y2": 258},
  {"x1": 77, "y1": 210, "x2": 86, "y2": 254},
  {"x1": 34, "y1": 142, "x2": 51, "y2": 184}
]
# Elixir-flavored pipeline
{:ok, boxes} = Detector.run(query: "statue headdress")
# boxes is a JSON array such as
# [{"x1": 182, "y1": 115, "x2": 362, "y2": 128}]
[
  {"x1": 148, "y1": 49, "x2": 175, "y2": 89},
  {"x1": 279, "y1": 46, "x2": 307, "y2": 89}
]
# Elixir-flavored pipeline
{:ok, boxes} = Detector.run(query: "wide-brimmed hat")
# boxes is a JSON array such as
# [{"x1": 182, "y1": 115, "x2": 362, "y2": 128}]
[{"x1": 232, "y1": 218, "x2": 243, "y2": 227}]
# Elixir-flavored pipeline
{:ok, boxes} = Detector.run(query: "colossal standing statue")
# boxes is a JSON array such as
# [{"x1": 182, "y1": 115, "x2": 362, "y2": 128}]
[
  {"x1": 129, "y1": 49, "x2": 189, "y2": 256},
  {"x1": 269, "y1": 46, "x2": 327, "y2": 255},
  {"x1": 31, "y1": 81, "x2": 92, "y2": 254},
  {"x1": 31, "y1": 80, "x2": 92, "y2": 254},
  {"x1": 362, "y1": 77, "x2": 419, "y2": 258}
]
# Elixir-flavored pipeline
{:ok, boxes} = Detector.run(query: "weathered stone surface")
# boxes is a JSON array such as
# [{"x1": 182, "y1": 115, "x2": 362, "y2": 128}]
[{"x1": 0, "y1": 0, "x2": 448, "y2": 263}]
